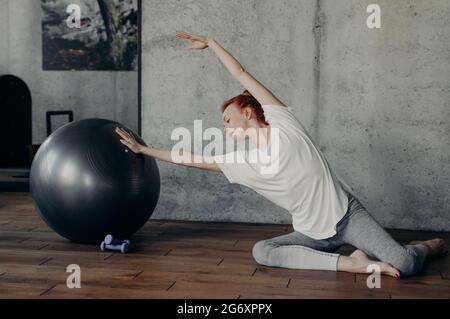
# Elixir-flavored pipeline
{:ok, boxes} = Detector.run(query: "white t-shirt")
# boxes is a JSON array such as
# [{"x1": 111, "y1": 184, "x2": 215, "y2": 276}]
[{"x1": 213, "y1": 104, "x2": 353, "y2": 240}]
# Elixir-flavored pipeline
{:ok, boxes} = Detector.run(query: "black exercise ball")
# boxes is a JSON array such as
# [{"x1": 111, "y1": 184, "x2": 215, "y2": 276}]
[{"x1": 30, "y1": 118, "x2": 160, "y2": 244}]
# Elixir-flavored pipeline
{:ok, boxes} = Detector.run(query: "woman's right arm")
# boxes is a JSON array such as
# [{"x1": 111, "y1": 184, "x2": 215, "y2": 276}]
[
  {"x1": 140, "y1": 146, "x2": 221, "y2": 172},
  {"x1": 115, "y1": 127, "x2": 220, "y2": 172}
]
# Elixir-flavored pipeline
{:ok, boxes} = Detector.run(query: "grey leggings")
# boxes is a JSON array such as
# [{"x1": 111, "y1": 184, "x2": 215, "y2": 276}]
[{"x1": 252, "y1": 193, "x2": 428, "y2": 277}]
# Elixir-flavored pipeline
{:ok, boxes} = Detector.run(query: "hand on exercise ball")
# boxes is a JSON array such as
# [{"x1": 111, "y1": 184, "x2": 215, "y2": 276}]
[
  {"x1": 176, "y1": 31, "x2": 211, "y2": 50},
  {"x1": 115, "y1": 127, "x2": 144, "y2": 154}
]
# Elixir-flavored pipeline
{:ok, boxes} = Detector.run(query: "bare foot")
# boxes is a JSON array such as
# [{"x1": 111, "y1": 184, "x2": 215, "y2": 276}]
[
  {"x1": 409, "y1": 238, "x2": 447, "y2": 258},
  {"x1": 338, "y1": 249, "x2": 400, "y2": 278}
]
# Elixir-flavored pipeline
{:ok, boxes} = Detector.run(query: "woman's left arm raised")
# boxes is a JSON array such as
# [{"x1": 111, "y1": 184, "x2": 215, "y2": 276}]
[{"x1": 176, "y1": 31, "x2": 286, "y2": 107}]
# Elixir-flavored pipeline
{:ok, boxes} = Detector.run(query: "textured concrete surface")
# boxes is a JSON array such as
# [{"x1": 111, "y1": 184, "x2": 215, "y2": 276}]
[
  {"x1": 148, "y1": 1, "x2": 448, "y2": 231},
  {"x1": 142, "y1": 0, "x2": 317, "y2": 226},
  {"x1": 0, "y1": 0, "x2": 138, "y2": 144},
  {"x1": 317, "y1": 0, "x2": 450, "y2": 231}
]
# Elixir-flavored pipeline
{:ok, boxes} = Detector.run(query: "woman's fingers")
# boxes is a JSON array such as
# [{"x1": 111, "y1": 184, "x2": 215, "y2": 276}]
[
  {"x1": 120, "y1": 139, "x2": 139, "y2": 153},
  {"x1": 115, "y1": 128, "x2": 128, "y2": 140},
  {"x1": 126, "y1": 129, "x2": 135, "y2": 139},
  {"x1": 176, "y1": 31, "x2": 203, "y2": 42},
  {"x1": 120, "y1": 139, "x2": 133, "y2": 148},
  {"x1": 120, "y1": 128, "x2": 130, "y2": 139},
  {"x1": 115, "y1": 127, "x2": 135, "y2": 142},
  {"x1": 176, "y1": 31, "x2": 192, "y2": 39},
  {"x1": 175, "y1": 32, "x2": 188, "y2": 39},
  {"x1": 115, "y1": 128, "x2": 124, "y2": 139},
  {"x1": 116, "y1": 129, "x2": 142, "y2": 153},
  {"x1": 117, "y1": 127, "x2": 131, "y2": 139}
]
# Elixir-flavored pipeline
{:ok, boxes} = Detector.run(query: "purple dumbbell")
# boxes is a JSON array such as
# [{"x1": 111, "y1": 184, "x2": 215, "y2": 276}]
[{"x1": 100, "y1": 234, "x2": 130, "y2": 253}]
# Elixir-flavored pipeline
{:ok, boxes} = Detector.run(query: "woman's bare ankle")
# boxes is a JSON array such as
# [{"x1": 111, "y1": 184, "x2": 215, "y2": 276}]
[
  {"x1": 337, "y1": 255, "x2": 357, "y2": 272},
  {"x1": 337, "y1": 252, "x2": 400, "y2": 278}
]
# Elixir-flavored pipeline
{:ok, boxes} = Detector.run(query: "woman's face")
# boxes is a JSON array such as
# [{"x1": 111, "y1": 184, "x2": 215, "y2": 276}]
[{"x1": 222, "y1": 104, "x2": 249, "y2": 141}]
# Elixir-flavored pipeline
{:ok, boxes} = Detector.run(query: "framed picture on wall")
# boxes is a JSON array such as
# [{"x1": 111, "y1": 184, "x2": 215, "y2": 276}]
[{"x1": 41, "y1": 0, "x2": 138, "y2": 71}]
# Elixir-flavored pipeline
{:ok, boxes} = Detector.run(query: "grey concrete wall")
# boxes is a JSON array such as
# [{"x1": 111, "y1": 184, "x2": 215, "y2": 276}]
[
  {"x1": 317, "y1": 0, "x2": 450, "y2": 230},
  {"x1": 0, "y1": 0, "x2": 138, "y2": 144},
  {"x1": 142, "y1": 0, "x2": 449, "y2": 231}
]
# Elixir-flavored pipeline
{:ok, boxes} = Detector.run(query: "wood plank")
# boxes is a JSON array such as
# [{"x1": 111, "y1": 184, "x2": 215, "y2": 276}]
[
  {"x1": 165, "y1": 281, "x2": 240, "y2": 299},
  {"x1": 0, "y1": 282, "x2": 53, "y2": 298},
  {"x1": 43, "y1": 253, "x2": 235, "y2": 277},
  {"x1": 167, "y1": 247, "x2": 250, "y2": 259},
  {"x1": 0, "y1": 230, "x2": 66, "y2": 242},
  {"x1": 288, "y1": 278, "x2": 390, "y2": 298},
  {"x1": 355, "y1": 272, "x2": 450, "y2": 292},
  {"x1": 0, "y1": 250, "x2": 51, "y2": 266},
  {"x1": 169, "y1": 281, "x2": 390, "y2": 299},
  {"x1": 390, "y1": 285, "x2": 450, "y2": 299},
  {"x1": 136, "y1": 270, "x2": 289, "y2": 289},
  {"x1": 1, "y1": 264, "x2": 149, "y2": 289},
  {"x1": 253, "y1": 266, "x2": 355, "y2": 282},
  {"x1": 40, "y1": 284, "x2": 173, "y2": 299}
]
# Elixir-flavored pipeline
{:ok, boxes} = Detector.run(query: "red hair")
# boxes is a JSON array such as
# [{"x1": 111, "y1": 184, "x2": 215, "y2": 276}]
[{"x1": 221, "y1": 90, "x2": 269, "y2": 125}]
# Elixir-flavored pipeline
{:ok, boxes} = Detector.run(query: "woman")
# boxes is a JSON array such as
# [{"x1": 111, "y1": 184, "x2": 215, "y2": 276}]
[{"x1": 115, "y1": 31, "x2": 446, "y2": 278}]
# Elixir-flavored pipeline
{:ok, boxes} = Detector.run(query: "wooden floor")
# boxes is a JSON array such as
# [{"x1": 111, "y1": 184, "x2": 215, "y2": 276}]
[{"x1": 0, "y1": 192, "x2": 449, "y2": 299}]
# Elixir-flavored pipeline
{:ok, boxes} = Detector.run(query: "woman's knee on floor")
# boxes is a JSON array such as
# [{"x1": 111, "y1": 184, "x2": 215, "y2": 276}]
[{"x1": 252, "y1": 240, "x2": 275, "y2": 266}]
